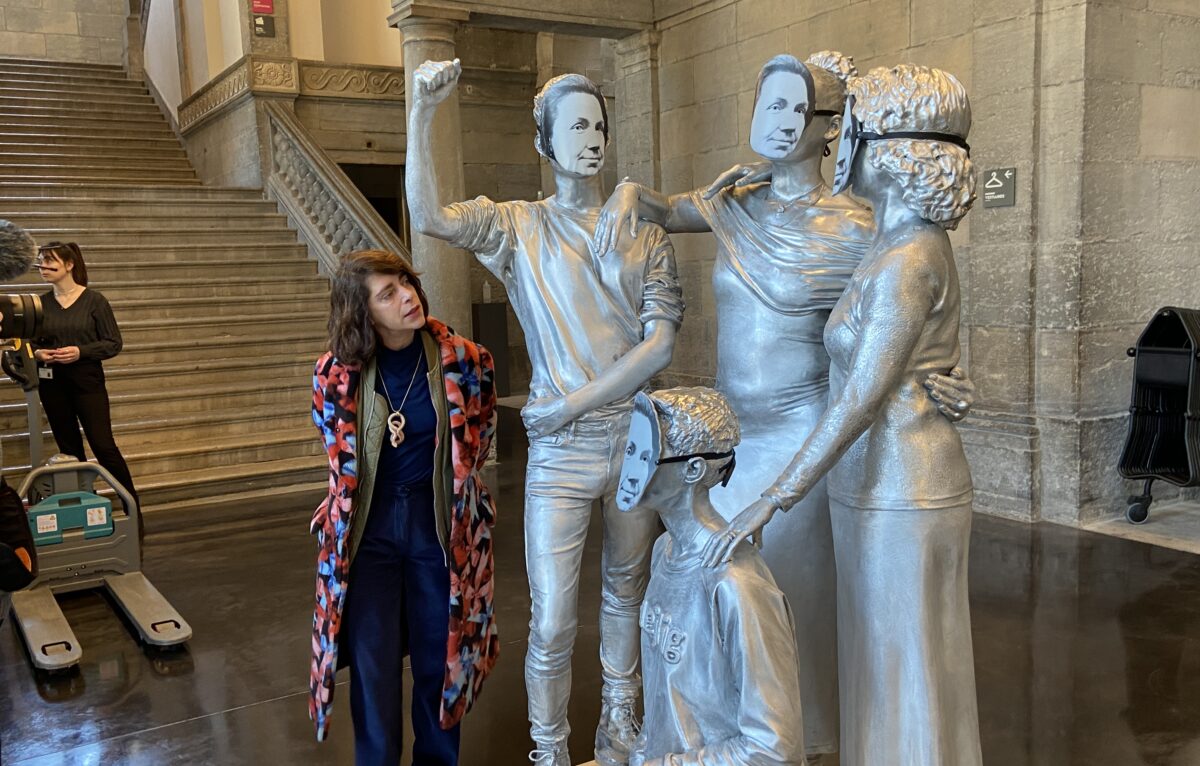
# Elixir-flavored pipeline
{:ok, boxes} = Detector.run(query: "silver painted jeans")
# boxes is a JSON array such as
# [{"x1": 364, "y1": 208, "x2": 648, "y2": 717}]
[{"x1": 524, "y1": 412, "x2": 659, "y2": 746}]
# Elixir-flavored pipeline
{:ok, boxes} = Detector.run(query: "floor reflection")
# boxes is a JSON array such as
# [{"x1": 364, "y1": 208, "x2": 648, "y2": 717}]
[{"x1": 1, "y1": 407, "x2": 1199, "y2": 764}]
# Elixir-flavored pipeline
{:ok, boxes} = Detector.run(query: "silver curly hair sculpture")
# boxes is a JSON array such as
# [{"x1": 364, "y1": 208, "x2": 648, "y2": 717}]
[
  {"x1": 806, "y1": 50, "x2": 858, "y2": 110},
  {"x1": 850, "y1": 64, "x2": 976, "y2": 229},
  {"x1": 646, "y1": 387, "x2": 740, "y2": 461}
]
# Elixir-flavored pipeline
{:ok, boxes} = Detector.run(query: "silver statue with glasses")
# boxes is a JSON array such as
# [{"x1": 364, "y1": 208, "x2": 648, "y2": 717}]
[
  {"x1": 709, "y1": 64, "x2": 984, "y2": 766},
  {"x1": 616, "y1": 387, "x2": 805, "y2": 766},
  {"x1": 405, "y1": 59, "x2": 685, "y2": 766},
  {"x1": 593, "y1": 52, "x2": 974, "y2": 764}
]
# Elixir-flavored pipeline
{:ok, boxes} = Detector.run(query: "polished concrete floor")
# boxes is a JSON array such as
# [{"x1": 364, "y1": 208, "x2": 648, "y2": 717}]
[{"x1": 2, "y1": 408, "x2": 1200, "y2": 765}]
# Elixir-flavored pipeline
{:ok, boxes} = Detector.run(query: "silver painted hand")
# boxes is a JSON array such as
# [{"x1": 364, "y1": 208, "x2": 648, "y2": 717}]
[
  {"x1": 702, "y1": 161, "x2": 772, "y2": 200},
  {"x1": 521, "y1": 395, "x2": 574, "y2": 438},
  {"x1": 412, "y1": 58, "x2": 462, "y2": 108},
  {"x1": 593, "y1": 182, "x2": 641, "y2": 257},
  {"x1": 924, "y1": 366, "x2": 975, "y2": 422},
  {"x1": 701, "y1": 497, "x2": 778, "y2": 568}
]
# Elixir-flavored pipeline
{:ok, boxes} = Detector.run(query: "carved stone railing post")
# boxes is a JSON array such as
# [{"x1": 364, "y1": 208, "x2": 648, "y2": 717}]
[{"x1": 263, "y1": 100, "x2": 411, "y2": 274}]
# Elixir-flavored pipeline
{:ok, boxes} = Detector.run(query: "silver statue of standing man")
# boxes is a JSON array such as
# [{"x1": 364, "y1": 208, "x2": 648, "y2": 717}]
[
  {"x1": 616, "y1": 387, "x2": 806, "y2": 766},
  {"x1": 594, "y1": 52, "x2": 973, "y2": 764},
  {"x1": 405, "y1": 59, "x2": 685, "y2": 766},
  {"x1": 707, "y1": 64, "x2": 984, "y2": 766}
]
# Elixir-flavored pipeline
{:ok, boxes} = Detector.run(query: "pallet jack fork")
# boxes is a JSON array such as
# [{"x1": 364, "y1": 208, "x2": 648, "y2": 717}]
[{"x1": 9, "y1": 459, "x2": 192, "y2": 672}]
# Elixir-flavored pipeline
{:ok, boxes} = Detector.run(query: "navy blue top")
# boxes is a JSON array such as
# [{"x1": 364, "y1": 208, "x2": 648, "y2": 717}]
[{"x1": 375, "y1": 338, "x2": 436, "y2": 487}]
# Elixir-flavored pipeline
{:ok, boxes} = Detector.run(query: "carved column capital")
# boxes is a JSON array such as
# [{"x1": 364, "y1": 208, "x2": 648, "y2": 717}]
[{"x1": 389, "y1": 0, "x2": 469, "y2": 36}]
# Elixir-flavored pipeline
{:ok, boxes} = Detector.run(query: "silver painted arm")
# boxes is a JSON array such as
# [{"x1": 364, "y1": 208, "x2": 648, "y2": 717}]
[
  {"x1": 594, "y1": 183, "x2": 711, "y2": 255},
  {"x1": 405, "y1": 59, "x2": 470, "y2": 243},
  {"x1": 703, "y1": 240, "x2": 941, "y2": 566},
  {"x1": 521, "y1": 318, "x2": 677, "y2": 437}
]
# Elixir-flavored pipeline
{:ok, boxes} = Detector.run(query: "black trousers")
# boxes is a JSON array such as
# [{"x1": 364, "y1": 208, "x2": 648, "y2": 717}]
[
  {"x1": 37, "y1": 361, "x2": 138, "y2": 507},
  {"x1": 341, "y1": 482, "x2": 459, "y2": 766}
]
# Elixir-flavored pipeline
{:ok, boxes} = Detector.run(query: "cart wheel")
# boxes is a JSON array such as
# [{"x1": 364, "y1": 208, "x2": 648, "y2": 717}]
[{"x1": 1127, "y1": 501, "x2": 1150, "y2": 525}]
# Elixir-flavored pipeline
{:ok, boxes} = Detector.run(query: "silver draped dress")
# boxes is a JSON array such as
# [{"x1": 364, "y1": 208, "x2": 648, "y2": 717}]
[{"x1": 690, "y1": 182, "x2": 872, "y2": 757}]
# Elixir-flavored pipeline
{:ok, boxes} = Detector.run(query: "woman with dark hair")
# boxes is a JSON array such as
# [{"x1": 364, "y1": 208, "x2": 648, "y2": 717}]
[
  {"x1": 308, "y1": 249, "x2": 500, "y2": 766},
  {"x1": 32, "y1": 242, "x2": 138, "y2": 506}
]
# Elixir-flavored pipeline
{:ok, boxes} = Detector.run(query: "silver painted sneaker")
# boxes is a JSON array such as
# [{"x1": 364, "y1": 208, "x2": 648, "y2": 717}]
[
  {"x1": 529, "y1": 742, "x2": 571, "y2": 766},
  {"x1": 594, "y1": 697, "x2": 641, "y2": 766}
]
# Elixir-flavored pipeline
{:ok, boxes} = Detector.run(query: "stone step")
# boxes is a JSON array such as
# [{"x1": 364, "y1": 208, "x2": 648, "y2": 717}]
[
  {"x1": 0, "y1": 103, "x2": 166, "y2": 122},
  {"x1": 145, "y1": 481, "x2": 327, "y2": 522},
  {"x1": 0, "y1": 168, "x2": 198, "y2": 183},
  {"x1": 0, "y1": 176, "x2": 203, "y2": 188},
  {"x1": 12, "y1": 212, "x2": 292, "y2": 233},
  {"x1": 0, "y1": 57, "x2": 126, "y2": 76},
  {"x1": 3, "y1": 406, "x2": 319, "y2": 462},
  {"x1": 0, "y1": 379, "x2": 312, "y2": 434},
  {"x1": 0, "y1": 142, "x2": 188, "y2": 160},
  {"x1": 116, "y1": 311, "x2": 325, "y2": 343},
  {"x1": 0, "y1": 244, "x2": 312, "y2": 273},
  {"x1": 0, "y1": 121, "x2": 174, "y2": 139},
  {"x1": 1, "y1": 424, "x2": 319, "y2": 478},
  {"x1": 6, "y1": 455, "x2": 326, "y2": 513},
  {"x1": 0, "y1": 183, "x2": 260, "y2": 201},
  {"x1": 0, "y1": 89, "x2": 158, "y2": 107},
  {"x1": 0, "y1": 278, "x2": 328, "y2": 303},
  {"x1": 0, "y1": 133, "x2": 182, "y2": 153},
  {"x1": 117, "y1": 329, "x2": 326, "y2": 365},
  {"x1": 0, "y1": 155, "x2": 194, "y2": 171},
  {"x1": 0, "y1": 77, "x2": 147, "y2": 94},
  {"x1": 108, "y1": 294, "x2": 327, "y2": 322},
  {"x1": 19, "y1": 227, "x2": 298, "y2": 247},
  {"x1": 126, "y1": 457, "x2": 326, "y2": 511},
  {"x1": 0, "y1": 195, "x2": 277, "y2": 215}
]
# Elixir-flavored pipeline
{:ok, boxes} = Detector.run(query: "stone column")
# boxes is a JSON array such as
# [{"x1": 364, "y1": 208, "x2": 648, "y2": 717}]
[
  {"x1": 614, "y1": 30, "x2": 661, "y2": 187},
  {"x1": 392, "y1": 1, "x2": 473, "y2": 337}
]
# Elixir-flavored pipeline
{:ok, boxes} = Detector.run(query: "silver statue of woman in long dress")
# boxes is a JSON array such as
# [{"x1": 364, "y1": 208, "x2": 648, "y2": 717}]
[
  {"x1": 594, "y1": 52, "x2": 972, "y2": 764},
  {"x1": 405, "y1": 60, "x2": 685, "y2": 766},
  {"x1": 706, "y1": 64, "x2": 984, "y2": 766}
]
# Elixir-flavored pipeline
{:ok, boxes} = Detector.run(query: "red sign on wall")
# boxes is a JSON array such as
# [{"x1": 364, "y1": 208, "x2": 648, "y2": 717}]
[{"x1": 252, "y1": 0, "x2": 274, "y2": 13}]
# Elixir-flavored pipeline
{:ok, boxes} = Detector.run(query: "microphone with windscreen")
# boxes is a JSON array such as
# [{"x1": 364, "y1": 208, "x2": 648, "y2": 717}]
[{"x1": 0, "y1": 220, "x2": 43, "y2": 340}]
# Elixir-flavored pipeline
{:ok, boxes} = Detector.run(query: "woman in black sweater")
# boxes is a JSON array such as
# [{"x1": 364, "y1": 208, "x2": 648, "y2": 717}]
[{"x1": 33, "y1": 242, "x2": 138, "y2": 507}]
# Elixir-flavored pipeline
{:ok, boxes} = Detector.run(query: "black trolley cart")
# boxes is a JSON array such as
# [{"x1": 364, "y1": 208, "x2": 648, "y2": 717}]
[{"x1": 1118, "y1": 307, "x2": 1200, "y2": 524}]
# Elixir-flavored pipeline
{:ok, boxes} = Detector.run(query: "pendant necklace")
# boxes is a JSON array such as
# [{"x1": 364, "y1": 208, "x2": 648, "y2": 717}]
[{"x1": 381, "y1": 352, "x2": 423, "y2": 448}]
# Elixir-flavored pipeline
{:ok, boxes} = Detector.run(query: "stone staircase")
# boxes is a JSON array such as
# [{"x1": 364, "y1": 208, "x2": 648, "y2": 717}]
[{"x1": 0, "y1": 56, "x2": 328, "y2": 519}]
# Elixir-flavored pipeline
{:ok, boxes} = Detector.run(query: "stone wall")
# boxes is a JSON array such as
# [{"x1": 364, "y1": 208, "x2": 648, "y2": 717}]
[
  {"x1": 0, "y1": 0, "x2": 128, "y2": 65},
  {"x1": 641, "y1": 0, "x2": 1200, "y2": 526}
]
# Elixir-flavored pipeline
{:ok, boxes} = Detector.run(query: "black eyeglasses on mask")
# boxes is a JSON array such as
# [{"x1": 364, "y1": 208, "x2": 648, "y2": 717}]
[{"x1": 655, "y1": 449, "x2": 737, "y2": 488}]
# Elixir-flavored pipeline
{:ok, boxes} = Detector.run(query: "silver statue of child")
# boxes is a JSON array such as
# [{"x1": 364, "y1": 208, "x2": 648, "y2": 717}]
[
  {"x1": 616, "y1": 386, "x2": 805, "y2": 766},
  {"x1": 594, "y1": 52, "x2": 973, "y2": 763},
  {"x1": 707, "y1": 64, "x2": 984, "y2": 766},
  {"x1": 405, "y1": 59, "x2": 685, "y2": 766}
]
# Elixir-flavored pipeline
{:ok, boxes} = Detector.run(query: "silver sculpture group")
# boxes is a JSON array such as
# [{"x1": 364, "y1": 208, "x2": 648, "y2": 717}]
[{"x1": 407, "y1": 49, "x2": 981, "y2": 766}]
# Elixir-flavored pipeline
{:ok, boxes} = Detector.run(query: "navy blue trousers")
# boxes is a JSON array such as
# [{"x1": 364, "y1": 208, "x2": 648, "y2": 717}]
[{"x1": 342, "y1": 483, "x2": 460, "y2": 766}]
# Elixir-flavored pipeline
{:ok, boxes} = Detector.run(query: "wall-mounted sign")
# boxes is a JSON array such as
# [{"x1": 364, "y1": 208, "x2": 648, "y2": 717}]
[
  {"x1": 253, "y1": 14, "x2": 275, "y2": 37},
  {"x1": 982, "y1": 167, "x2": 1016, "y2": 208},
  {"x1": 252, "y1": 0, "x2": 274, "y2": 13}
]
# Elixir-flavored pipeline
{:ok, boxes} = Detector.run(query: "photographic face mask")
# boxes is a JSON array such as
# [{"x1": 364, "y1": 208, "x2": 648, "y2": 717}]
[
  {"x1": 617, "y1": 397, "x2": 660, "y2": 512},
  {"x1": 831, "y1": 94, "x2": 861, "y2": 195},
  {"x1": 548, "y1": 91, "x2": 606, "y2": 177},
  {"x1": 749, "y1": 70, "x2": 814, "y2": 161}
]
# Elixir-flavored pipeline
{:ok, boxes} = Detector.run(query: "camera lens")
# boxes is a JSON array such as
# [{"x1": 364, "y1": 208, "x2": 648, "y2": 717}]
[{"x1": 0, "y1": 294, "x2": 43, "y2": 340}]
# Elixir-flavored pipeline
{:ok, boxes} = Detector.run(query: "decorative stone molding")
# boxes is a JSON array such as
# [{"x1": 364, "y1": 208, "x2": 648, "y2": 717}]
[
  {"x1": 298, "y1": 62, "x2": 406, "y2": 102},
  {"x1": 180, "y1": 56, "x2": 300, "y2": 134},
  {"x1": 252, "y1": 58, "x2": 299, "y2": 92},
  {"x1": 264, "y1": 101, "x2": 411, "y2": 275},
  {"x1": 179, "y1": 62, "x2": 251, "y2": 132}
]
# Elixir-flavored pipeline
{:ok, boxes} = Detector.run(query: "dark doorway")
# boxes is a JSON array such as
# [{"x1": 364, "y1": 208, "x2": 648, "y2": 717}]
[{"x1": 338, "y1": 163, "x2": 410, "y2": 252}]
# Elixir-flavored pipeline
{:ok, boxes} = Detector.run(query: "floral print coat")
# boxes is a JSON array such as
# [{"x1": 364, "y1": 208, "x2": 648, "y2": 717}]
[{"x1": 308, "y1": 317, "x2": 499, "y2": 740}]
